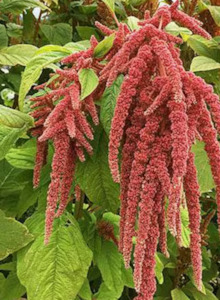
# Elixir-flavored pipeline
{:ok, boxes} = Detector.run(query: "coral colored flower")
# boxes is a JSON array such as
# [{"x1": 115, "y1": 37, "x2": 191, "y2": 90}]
[
  {"x1": 184, "y1": 152, "x2": 202, "y2": 290},
  {"x1": 170, "y1": 1, "x2": 211, "y2": 39}
]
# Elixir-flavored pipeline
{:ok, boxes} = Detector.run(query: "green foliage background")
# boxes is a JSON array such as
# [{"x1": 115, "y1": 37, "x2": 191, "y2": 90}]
[{"x1": 0, "y1": 1, "x2": 219, "y2": 300}]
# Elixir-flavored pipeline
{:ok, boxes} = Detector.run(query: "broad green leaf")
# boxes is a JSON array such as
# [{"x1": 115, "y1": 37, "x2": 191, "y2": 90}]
[
  {"x1": 65, "y1": 41, "x2": 90, "y2": 52},
  {"x1": 23, "y1": 10, "x2": 35, "y2": 42},
  {"x1": 0, "y1": 273, "x2": 5, "y2": 291},
  {"x1": 121, "y1": 265, "x2": 134, "y2": 288},
  {"x1": 102, "y1": 0, "x2": 115, "y2": 13},
  {"x1": 0, "y1": 160, "x2": 29, "y2": 198},
  {"x1": 18, "y1": 46, "x2": 72, "y2": 110},
  {"x1": 0, "y1": 24, "x2": 8, "y2": 49},
  {"x1": 75, "y1": 129, "x2": 120, "y2": 212},
  {"x1": 40, "y1": 23, "x2": 73, "y2": 46},
  {"x1": 0, "y1": 160, "x2": 32, "y2": 217},
  {"x1": 6, "y1": 139, "x2": 36, "y2": 169},
  {"x1": 79, "y1": 4, "x2": 97, "y2": 14},
  {"x1": 0, "y1": 210, "x2": 33, "y2": 260},
  {"x1": 17, "y1": 213, "x2": 92, "y2": 300},
  {"x1": 171, "y1": 288, "x2": 190, "y2": 300},
  {"x1": 76, "y1": 26, "x2": 100, "y2": 40},
  {"x1": 181, "y1": 206, "x2": 190, "y2": 248},
  {"x1": 17, "y1": 183, "x2": 39, "y2": 218},
  {"x1": 208, "y1": 5, "x2": 220, "y2": 26},
  {"x1": 192, "y1": 141, "x2": 215, "y2": 193},
  {"x1": 190, "y1": 56, "x2": 220, "y2": 72},
  {"x1": 0, "y1": 271, "x2": 26, "y2": 300},
  {"x1": 0, "y1": 262, "x2": 16, "y2": 271},
  {"x1": 127, "y1": 16, "x2": 140, "y2": 31},
  {"x1": 0, "y1": 44, "x2": 37, "y2": 66},
  {"x1": 184, "y1": 284, "x2": 218, "y2": 300},
  {"x1": 6, "y1": 23, "x2": 23, "y2": 39},
  {"x1": 78, "y1": 279, "x2": 92, "y2": 300},
  {"x1": 0, "y1": 106, "x2": 34, "y2": 160},
  {"x1": 155, "y1": 254, "x2": 164, "y2": 284},
  {"x1": 187, "y1": 35, "x2": 220, "y2": 62},
  {"x1": 95, "y1": 240, "x2": 124, "y2": 298},
  {"x1": 94, "y1": 34, "x2": 115, "y2": 58},
  {"x1": 95, "y1": 283, "x2": 118, "y2": 300},
  {"x1": 0, "y1": 105, "x2": 34, "y2": 128},
  {"x1": 5, "y1": 146, "x2": 36, "y2": 169},
  {"x1": 79, "y1": 68, "x2": 99, "y2": 100},
  {"x1": 0, "y1": 0, "x2": 48, "y2": 14},
  {"x1": 100, "y1": 75, "x2": 124, "y2": 135},
  {"x1": 165, "y1": 22, "x2": 192, "y2": 36},
  {"x1": 0, "y1": 126, "x2": 27, "y2": 161}
]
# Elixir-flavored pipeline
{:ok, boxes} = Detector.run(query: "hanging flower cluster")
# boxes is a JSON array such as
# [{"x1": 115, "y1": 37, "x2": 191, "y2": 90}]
[
  {"x1": 105, "y1": 1, "x2": 219, "y2": 299},
  {"x1": 30, "y1": 24, "x2": 128, "y2": 243},
  {"x1": 30, "y1": 0, "x2": 220, "y2": 298}
]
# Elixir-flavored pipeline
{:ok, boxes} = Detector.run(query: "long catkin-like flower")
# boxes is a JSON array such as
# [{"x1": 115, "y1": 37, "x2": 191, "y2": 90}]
[
  {"x1": 45, "y1": 132, "x2": 70, "y2": 244},
  {"x1": 184, "y1": 152, "x2": 202, "y2": 290},
  {"x1": 170, "y1": 0, "x2": 211, "y2": 39},
  {"x1": 109, "y1": 55, "x2": 148, "y2": 182},
  {"x1": 122, "y1": 113, "x2": 161, "y2": 267}
]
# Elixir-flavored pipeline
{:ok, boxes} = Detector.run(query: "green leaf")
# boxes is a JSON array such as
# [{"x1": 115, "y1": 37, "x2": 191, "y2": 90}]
[
  {"x1": 0, "y1": 106, "x2": 34, "y2": 160},
  {"x1": 0, "y1": 105, "x2": 34, "y2": 128},
  {"x1": 79, "y1": 4, "x2": 97, "y2": 14},
  {"x1": 100, "y1": 75, "x2": 124, "y2": 135},
  {"x1": 190, "y1": 56, "x2": 220, "y2": 72},
  {"x1": 75, "y1": 129, "x2": 120, "y2": 212},
  {"x1": 0, "y1": 24, "x2": 8, "y2": 49},
  {"x1": 0, "y1": 273, "x2": 5, "y2": 291},
  {"x1": 17, "y1": 213, "x2": 92, "y2": 300},
  {"x1": 121, "y1": 266, "x2": 134, "y2": 288},
  {"x1": 171, "y1": 288, "x2": 190, "y2": 300},
  {"x1": 0, "y1": 262, "x2": 16, "y2": 271},
  {"x1": 95, "y1": 283, "x2": 118, "y2": 300},
  {"x1": 0, "y1": 126, "x2": 26, "y2": 161},
  {"x1": 18, "y1": 46, "x2": 72, "y2": 110},
  {"x1": 0, "y1": 271, "x2": 26, "y2": 300},
  {"x1": 6, "y1": 139, "x2": 36, "y2": 169},
  {"x1": 181, "y1": 206, "x2": 190, "y2": 248},
  {"x1": 208, "y1": 5, "x2": 220, "y2": 26},
  {"x1": 0, "y1": 44, "x2": 37, "y2": 66},
  {"x1": 187, "y1": 35, "x2": 220, "y2": 62},
  {"x1": 95, "y1": 240, "x2": 124, "y2": 298},
  {"x1": 0, "y1": 0, "x2": 49, "y2": 14},
  {"x1": 165, "y1": 22, "x2": 192, "y2": 36},
  {"x1": 79, "y1": 68, "x2": 99, "y2": 100},
  {"x1": 78, "y1": 279, "x2": 92, "y2": 300},
  {"x1": 0, "y1": 160, "x2": 28, "y2": 198},
  {"x1": 127, "y1": 16, "x2": 140, "y2": 31},
  {"x1": 6, "y1": 23, "x2": 23, "y2": 39},
  {"x1": 184, "y1": 284, "x2": 218, "y2": 300},
  {"x1": 0, "y1": 210, "x2": 33, "y2": 260},
  {"x1": 65, "y1": 41, "x2": 90, "y2": 52},
  {"x1": 76, "y1": 26, "x2": 100, "y2": 40},
  {"x1": 94, "y1": 34, "x2": 115, "y2": 58},
  {"x1": 155, "y1": 254, "x2": 164, "y2": 284},
  {"x1": 102, "y1": 0, "x2": 115, "y2": 13},
  {"x1": 17, "y1": 183, "x2": 39, "y2": 218},
  {"x1": 192, "y1": 141, "x2": 215, "y2": 193},
  {"x1": 0, "y1": 160, "x2": 32, "y2": 217},
  {"x1": 40, "y1": 23, "x2": 73, "y2": 46}
]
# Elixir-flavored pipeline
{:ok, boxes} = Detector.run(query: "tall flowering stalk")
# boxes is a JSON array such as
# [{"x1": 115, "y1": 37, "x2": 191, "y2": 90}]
[{"x1": 30, "y1": 1, "x2": 220, "y2": 299}]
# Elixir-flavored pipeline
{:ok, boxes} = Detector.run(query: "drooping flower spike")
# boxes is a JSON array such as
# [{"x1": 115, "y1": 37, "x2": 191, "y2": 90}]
[{"x1": 30, "y1": 1, "x2": 220, "y2": 299}]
